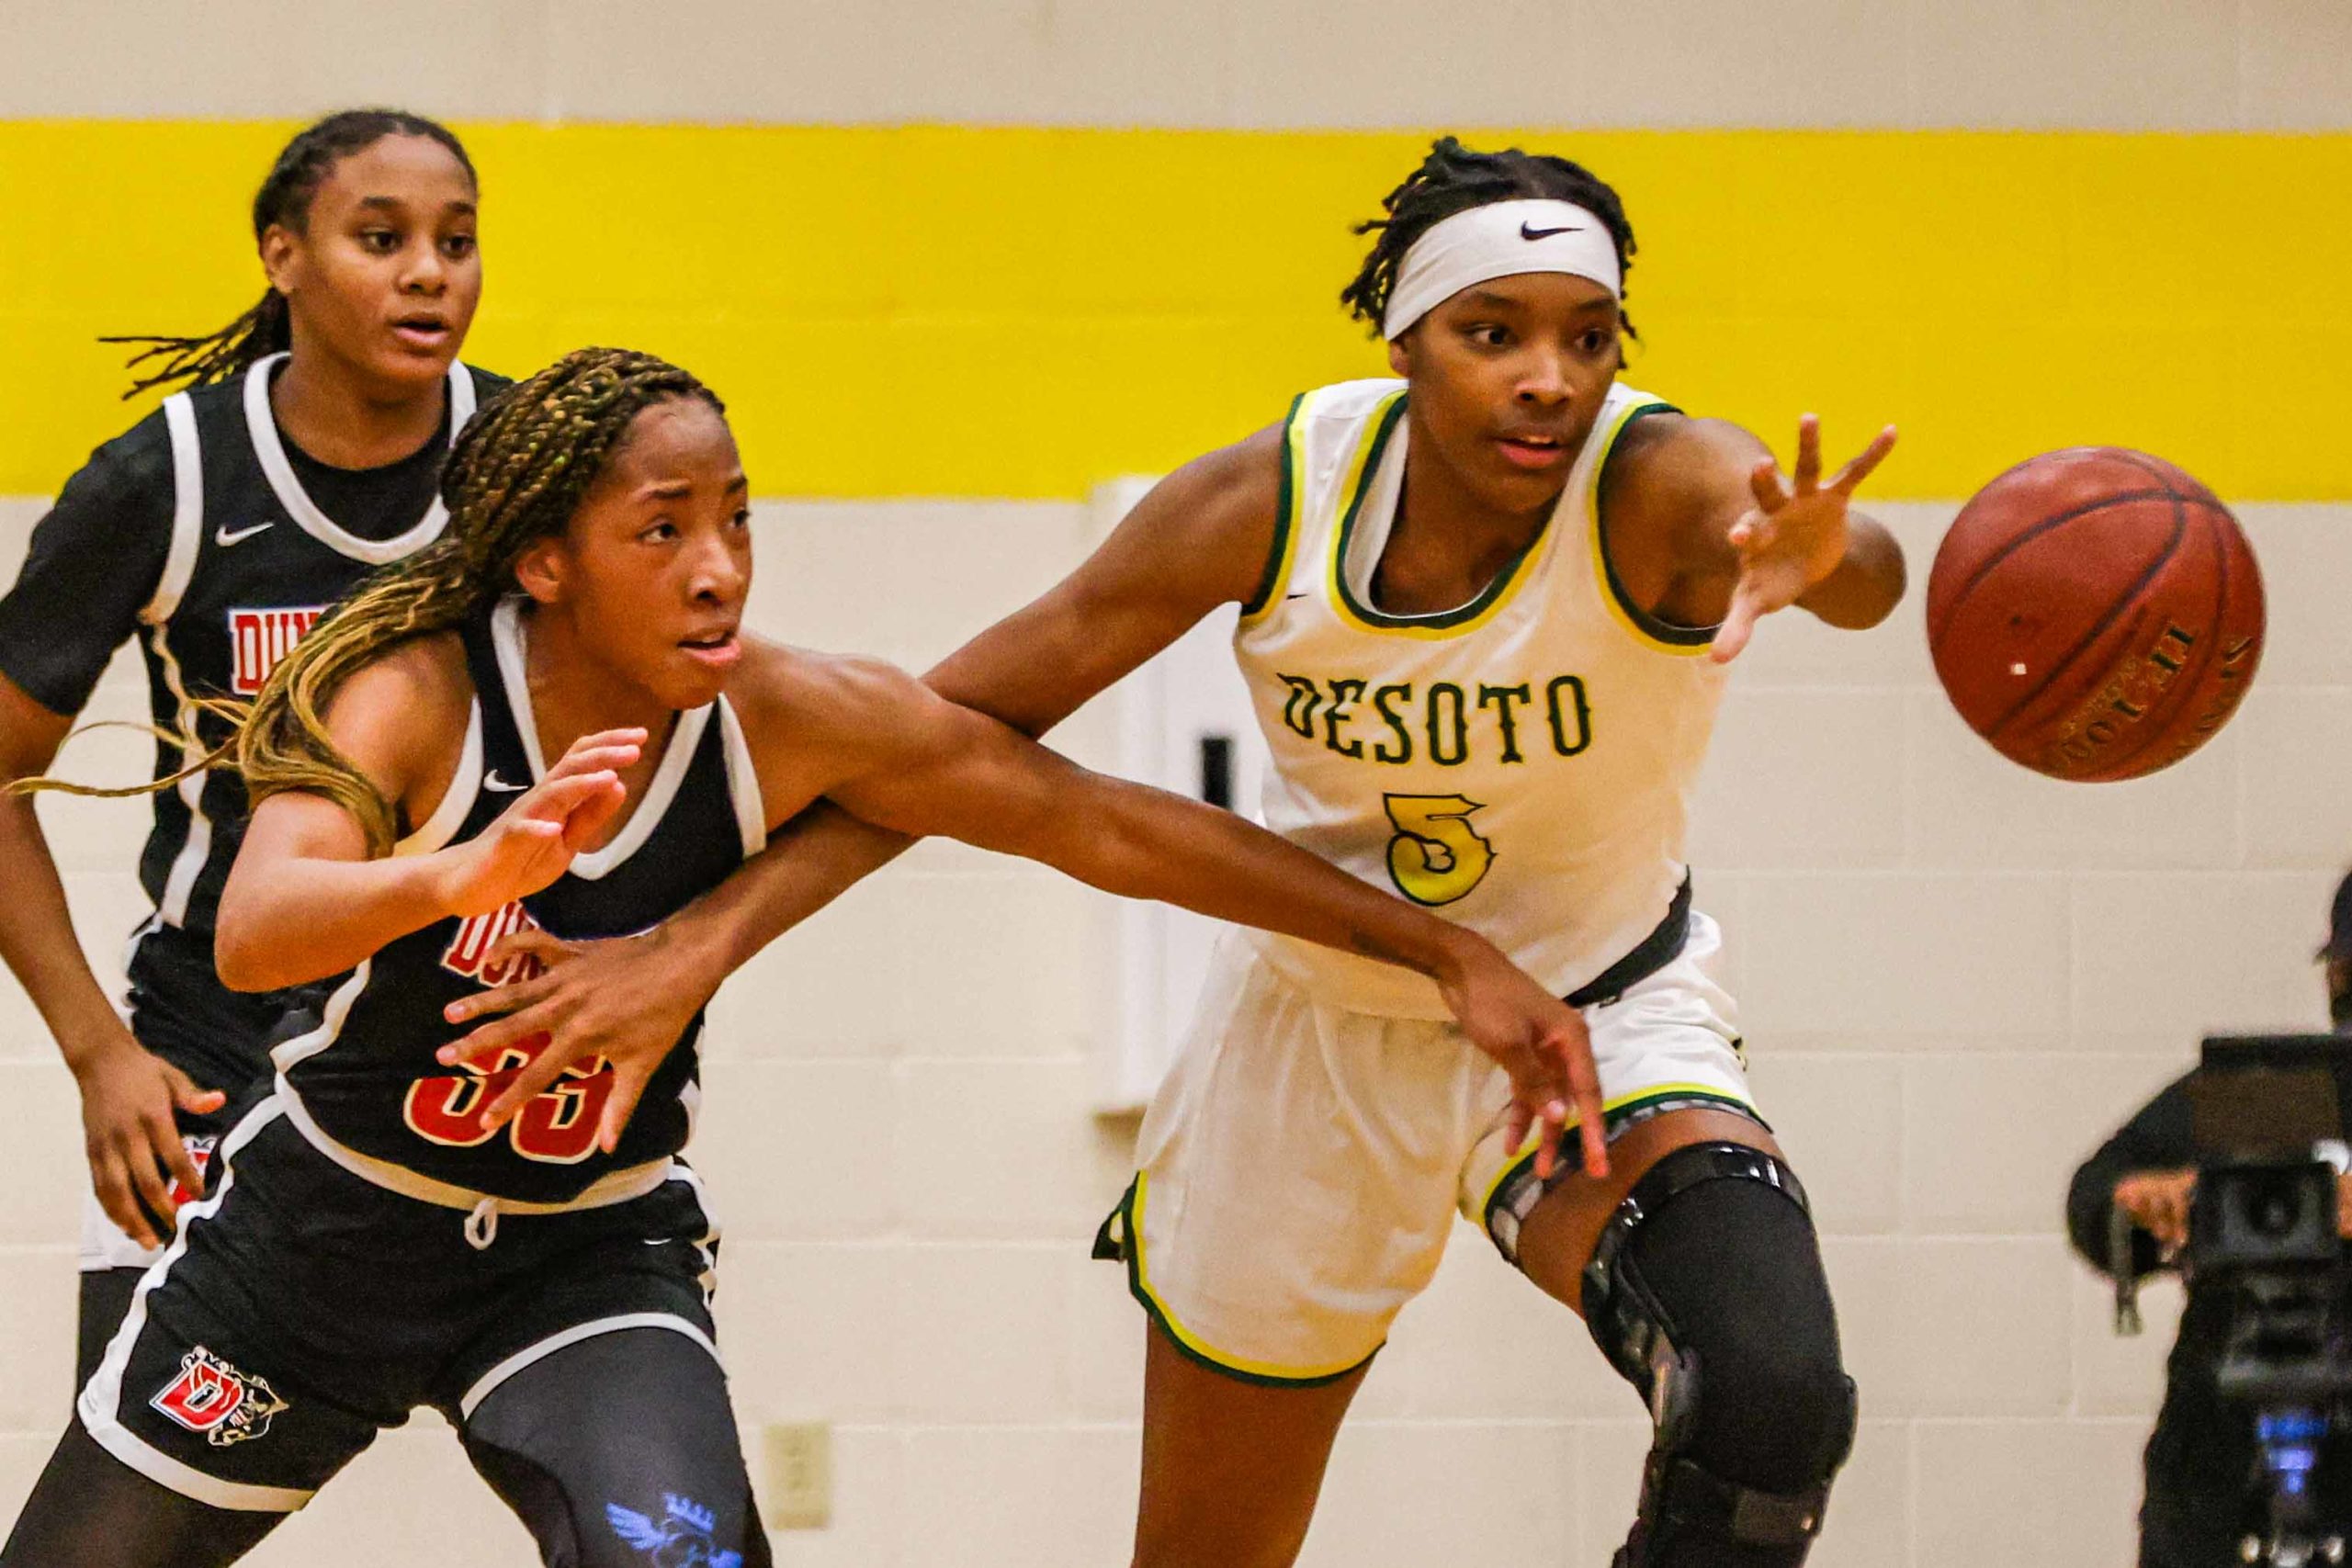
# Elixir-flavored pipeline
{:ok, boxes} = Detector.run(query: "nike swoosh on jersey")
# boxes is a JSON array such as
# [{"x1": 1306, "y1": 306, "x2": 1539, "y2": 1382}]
[
  {"x1": 1520, "y1": 222, "x2": 1582, "y2": 241},
  {"x1": 214, "y1": 522, "x2": 275, "y2": 547},
  {"x1": 483, "y1": 771, "x2": 528, "y2": 793}
]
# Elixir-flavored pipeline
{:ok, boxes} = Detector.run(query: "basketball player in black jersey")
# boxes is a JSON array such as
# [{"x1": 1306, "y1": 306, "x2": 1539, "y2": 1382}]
[
  {"x1": 1, "y1": 349, "x2": 1603, "y2": 1567},
  {"x1": 0, "y1": 109, "x2": 503, "y2": 1386}
]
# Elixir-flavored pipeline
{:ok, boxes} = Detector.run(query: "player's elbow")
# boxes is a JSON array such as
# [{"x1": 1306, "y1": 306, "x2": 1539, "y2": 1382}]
[{"x1": 212, "y1": 895, "x2": 299, "y2": 993}]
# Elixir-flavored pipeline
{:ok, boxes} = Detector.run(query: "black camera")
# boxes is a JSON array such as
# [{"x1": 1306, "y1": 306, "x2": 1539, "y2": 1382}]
[{"x1": 2170, "y1": 1035, "x2": 2352, "y2": 1565}]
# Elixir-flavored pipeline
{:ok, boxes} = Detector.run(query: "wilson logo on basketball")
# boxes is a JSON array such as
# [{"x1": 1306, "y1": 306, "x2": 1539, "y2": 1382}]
[
  {"x1": 226, "y1": 606, "x2": 326, "y2": 695},
  {"x1": 442, "y1": 901, "x2": 548, "y2": 988},
  {"x1": 150, "y1": 1346, "x2": 290, "y2": 1447}
]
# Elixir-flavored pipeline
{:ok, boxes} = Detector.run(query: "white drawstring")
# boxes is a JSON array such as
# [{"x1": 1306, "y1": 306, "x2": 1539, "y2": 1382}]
[{"x1": 464, "y1": 1196, "x2": 501, "y2": 1251}]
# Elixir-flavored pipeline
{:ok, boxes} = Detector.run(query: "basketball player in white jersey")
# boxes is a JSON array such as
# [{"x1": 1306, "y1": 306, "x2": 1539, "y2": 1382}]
[{"x1": 446, "y1": 139, "x2": 1904, "y2": 1566}]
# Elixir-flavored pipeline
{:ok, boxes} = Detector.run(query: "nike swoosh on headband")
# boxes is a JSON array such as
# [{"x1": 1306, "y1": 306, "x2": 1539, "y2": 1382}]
[{"x1": 1520, "y1": 222, "x2": 1582, "y2": 241}]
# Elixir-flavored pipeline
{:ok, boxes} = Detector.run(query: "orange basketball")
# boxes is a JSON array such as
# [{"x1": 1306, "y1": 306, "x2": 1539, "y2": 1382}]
[{"x1": 1926, "y1": 447, "x2": 2264, "y2": 782}]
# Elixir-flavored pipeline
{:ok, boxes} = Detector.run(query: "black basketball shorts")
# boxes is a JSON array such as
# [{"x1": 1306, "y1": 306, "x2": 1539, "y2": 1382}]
[{"x1": 76, "y1": 1097, "x2": 722, "y2": 1511}]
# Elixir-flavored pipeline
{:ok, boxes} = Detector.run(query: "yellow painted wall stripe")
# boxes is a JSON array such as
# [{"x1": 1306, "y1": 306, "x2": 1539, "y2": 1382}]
[{"x1": 4, "y1": 123, "x2": 2348, "y2": 501}]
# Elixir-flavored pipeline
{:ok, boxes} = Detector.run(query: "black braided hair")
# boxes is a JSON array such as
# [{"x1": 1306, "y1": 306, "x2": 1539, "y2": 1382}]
[
  {"x1": 105, "y1": 109, "x2": 477, "y2": 399},
  {"x1": 1339, "y1": 137, "x2": 1638, "y2": 340}
]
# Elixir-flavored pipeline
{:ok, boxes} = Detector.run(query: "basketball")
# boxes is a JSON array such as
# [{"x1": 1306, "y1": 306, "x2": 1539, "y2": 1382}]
[{"x1": 1926, "y1": 447, "x2": 2265, "y2": 782}]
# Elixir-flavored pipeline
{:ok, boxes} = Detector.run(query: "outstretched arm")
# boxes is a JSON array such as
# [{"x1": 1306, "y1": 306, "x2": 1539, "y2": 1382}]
[
  {"x1": 443, "y1": 426, "x2": 1289, "y2": 1111},
  {"x1": 812, "y1": 659, "x2": 1602, "y2": 1175}
]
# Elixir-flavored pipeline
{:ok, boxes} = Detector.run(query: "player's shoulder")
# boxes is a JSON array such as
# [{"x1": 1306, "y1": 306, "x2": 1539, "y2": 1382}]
[
  {"x1": 1600, "y1": 407, "x2": 1768, "y2": 527},
  {"x1": 461, "y1": 363, "x2": 514, "y2": 402},
  {"x1": 727, "y1": 635, "x2": 920, "y2": 737},
  {"x1": 59, "y1": 400, "x2": 180, "y2": 514},
  {"x1": 328, "y1": 629, "x2": 473, "y2": 730}
]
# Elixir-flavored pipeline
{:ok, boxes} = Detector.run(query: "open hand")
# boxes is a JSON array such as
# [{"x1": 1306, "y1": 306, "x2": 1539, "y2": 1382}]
[
  {"x1": 1438, "y1": 944, "x2": 1609, "y2": 1181},
  {"x1": 435, "y1": 921, "x2": 717, "y2": 1150},
  {"x1": 435, "y1": 729, "x2": 643, "y2": 919},
  {"x1": 1710, "y1": 414, "x2": 1899, "y2": 663}
]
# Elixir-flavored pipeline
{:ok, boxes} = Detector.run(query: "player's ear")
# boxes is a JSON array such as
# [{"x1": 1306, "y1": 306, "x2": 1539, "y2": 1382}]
[
  {"x1": 258, "y1": 223, "x2": 301, "y2": 298},
  {"x1": 1385, "y1": 333, "x2": 1411, "y2": 378},
  {"x1": 510, "y1": 537, "x2": 568, "y2": 606}
]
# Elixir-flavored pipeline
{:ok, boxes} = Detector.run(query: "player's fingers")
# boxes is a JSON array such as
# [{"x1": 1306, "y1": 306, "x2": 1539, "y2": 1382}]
[
  {"x1": 154, "y1": 1122, "x2": 207, "y2": 1201},
  {"x1": 439, "y1": 996, "x2": 567, "y2": 1065},
  {"x1": 481, "y1": 927, "x2": 582, "y2": 974},
  {"x1": 1792, "y1": 412, "x2": 1822, "y2": 495},
  {"x1": 161, "y1": 1061, "x2": 227, "y2": 1116},
  {"x1": 598, "y1": 1069, "x2": 651, "y2": 1156},
  {"x1": 444, "y1": 970, "x2": 556, "y2": 1029},
  {"x1": 559, "y1": 777, "x2": 629, "y2": 851},
  {"x1": 1829, "y1": 424, "x2": 1900, "y2": 495},
  {"x1": 542, "y1": 743, "x2": 642, "y2": 784},
  {"x1": 90, "y1": 1150, "x2": 154, "y2": 1251},
  {"x1": 1748, "y1": 456, "x2": 1788, "y2": 513},
  {"x1": 478, "y1": 1038, "x2": 568, "y2": 1131},
  {"x1": 125, "y1": 1123, "x2": 180, "y2": 1232},
  {"x1": 1709, "y1": 590, "x2": 1759, "y2": 664}
]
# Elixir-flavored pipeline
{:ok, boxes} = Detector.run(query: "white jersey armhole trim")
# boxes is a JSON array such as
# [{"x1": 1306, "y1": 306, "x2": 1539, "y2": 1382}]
[
  {"x1": 458, "y1": 1312, "x2": 720, "y2": 1422},
  {"x1": 141, "y1": 392, "x2": 205, "y2": 625},
  {"x1": 716, "y1": 697, "x2": 767, "y2": 857},
  {"x1": 78, "y1": 1097, "x2": 314, "y2": 1514},
  {"x1": 491, "y1": 596, "x2": 713, "y2": 880},
  {"x1": 242, "y1": 354, "x2": 469, "y2": 565},
  {"x1": 395, "y1": 701, "x2": 482, "y2": 856}
]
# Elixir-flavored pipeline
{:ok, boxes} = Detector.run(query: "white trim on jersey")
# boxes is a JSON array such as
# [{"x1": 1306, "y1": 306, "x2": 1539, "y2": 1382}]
[
  {"x1": 394, "y1": 701, "x2": 483, "y2": 857},
  {"x1": 141, "y1": 393, "x2": 206, "y2": 625},
  {"x1": 241, "y1": 354, "x2": 473, "y2": 566},
  {"x1": 456, "y1": 1310, "x2": 721, "y2": 1423},
  {"x1": 489, "y1": 597, "x2": 713, "y2": 881},
  {"x1": 79, "y1": 1097, "x2": 315, "y2": 1514},
  {"x1": 715, "y1": 697, "x2": 767, "y2": 857},
  {"x1": 148, "y1": 626, "x2": 213, "y2": 928}
]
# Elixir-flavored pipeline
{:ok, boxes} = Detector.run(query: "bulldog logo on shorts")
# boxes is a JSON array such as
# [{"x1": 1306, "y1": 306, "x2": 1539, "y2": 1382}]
[{"x1": 150, "y1": 1346, "x2": 290, "y2": 1447}]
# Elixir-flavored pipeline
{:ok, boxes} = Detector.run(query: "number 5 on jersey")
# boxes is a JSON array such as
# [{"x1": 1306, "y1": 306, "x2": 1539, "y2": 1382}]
[{"x1": 1383, "y1": 794, "x2": 1496, "y2": 906}]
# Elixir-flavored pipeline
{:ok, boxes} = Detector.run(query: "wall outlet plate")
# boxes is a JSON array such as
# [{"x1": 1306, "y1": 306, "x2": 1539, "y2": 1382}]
[{"x1": 761, "y1": 1421, "x2": 832, "y2": 1531}]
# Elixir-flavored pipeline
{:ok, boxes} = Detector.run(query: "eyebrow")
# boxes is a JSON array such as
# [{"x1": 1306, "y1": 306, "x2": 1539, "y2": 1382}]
[
  {"x1": 1463, "y1": 287, "x2": 1617, "y2": 314},
  {"x1": 353, "y1": 196, "x2": 478, "y2": 217},
  {"x1": 638, "y1": 472, "x2": 749, "y2": 501}
]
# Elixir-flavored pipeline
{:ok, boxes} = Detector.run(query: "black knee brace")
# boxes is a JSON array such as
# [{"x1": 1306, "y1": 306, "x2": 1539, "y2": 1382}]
[{"x1": 1581, "y1": 1143, "x2": 1857, "y2": 1568}]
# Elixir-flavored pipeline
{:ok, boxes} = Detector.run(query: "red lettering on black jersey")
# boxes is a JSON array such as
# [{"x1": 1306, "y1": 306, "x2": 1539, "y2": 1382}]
[
  {"x1": 441, "y1": 902, "x2": 548, "y2": 987},
  {"x1": 226, "y1": 606, "x2": 326, "y2": 695}
]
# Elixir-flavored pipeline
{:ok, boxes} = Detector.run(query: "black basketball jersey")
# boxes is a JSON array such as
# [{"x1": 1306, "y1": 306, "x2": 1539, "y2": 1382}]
[
  {"x1": 133, "y1": 354, "x2": 493, "y2": 936},
  {"x1": 273, "y1": 597, "x2": 766, "y2": 1209},
  {"x1": 0, "y1": 353, "x2": 503, "y2": 1088}
]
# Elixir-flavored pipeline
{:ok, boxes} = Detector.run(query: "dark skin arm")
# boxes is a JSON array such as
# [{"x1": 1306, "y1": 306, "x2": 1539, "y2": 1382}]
[
  {"x1": 0, "y1": 671, "x2": 221, "y2": 1247},
  {"x1": 441, "y1": 427, "x2": 1286, "y2": 1110},
  {"x1": 1600, "y1": 412, "x2": 1904, "y2": 661}
]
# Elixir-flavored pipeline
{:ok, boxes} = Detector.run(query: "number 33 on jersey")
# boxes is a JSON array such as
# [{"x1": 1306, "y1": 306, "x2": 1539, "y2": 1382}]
[{"x1": 1232, "y1": 378, "x2": 1729, "y2": 1020}]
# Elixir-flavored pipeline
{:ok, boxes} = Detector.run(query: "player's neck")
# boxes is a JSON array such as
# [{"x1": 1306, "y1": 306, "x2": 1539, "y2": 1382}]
[
  {"x1": 519, "y1": 607, "x2": 680, "y2": 779},
  {"x1": 1378, "y1": 449, "x2": 1555, "y2": 615},
  {"x1": 269, "y1": 351, "x2": 448, "y2": 471}
]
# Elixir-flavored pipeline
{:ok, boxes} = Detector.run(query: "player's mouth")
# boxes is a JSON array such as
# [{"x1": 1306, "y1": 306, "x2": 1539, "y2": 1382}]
[
  {"x1": 390, "y1": 312, "x2": 453, "y2": 352},
  {"x1": 678, "y1": 627, "x2": 741, "y2": 671},
  {"x1": 1494, "y1": 431, "x2": 1570, "y2": 470}
]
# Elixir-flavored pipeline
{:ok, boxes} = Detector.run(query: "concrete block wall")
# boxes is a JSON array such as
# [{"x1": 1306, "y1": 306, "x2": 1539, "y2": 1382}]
[
  {"x1": 2, "y1": 0, "x2": 2347, "y2": 129},
  {"x1": 0, "y1": 493, "x2": 2344, "y2": 1563}
]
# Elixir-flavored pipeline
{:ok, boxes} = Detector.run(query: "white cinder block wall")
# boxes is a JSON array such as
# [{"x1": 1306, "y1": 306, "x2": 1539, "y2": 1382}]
[
  {"x1": 5, "y1": 1, "x2": 2349, "y2": 1562},
  {"x1": 1, "y1": 496, "x2": 2345, "y2": 1565}
]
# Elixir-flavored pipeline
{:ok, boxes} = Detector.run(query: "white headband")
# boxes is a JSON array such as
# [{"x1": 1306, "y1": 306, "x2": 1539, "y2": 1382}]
[{"x1": 1380, "y1": 198, "x2": 1622, "y2": 341}]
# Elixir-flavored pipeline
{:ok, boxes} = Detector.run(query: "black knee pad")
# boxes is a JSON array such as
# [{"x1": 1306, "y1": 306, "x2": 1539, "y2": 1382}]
[{"x1": 1582, "y1": 1143, "x2": 1856, "y2": 1567}]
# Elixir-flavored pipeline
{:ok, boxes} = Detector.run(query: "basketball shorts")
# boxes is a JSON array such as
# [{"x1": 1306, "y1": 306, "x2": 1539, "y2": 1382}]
[
  {"x1": 1101, "y1": 911, "x2": 1759, "y2": 1385},
  {"x1": 77, "y1": 1097, "x2": 723, "y2": 1511}
]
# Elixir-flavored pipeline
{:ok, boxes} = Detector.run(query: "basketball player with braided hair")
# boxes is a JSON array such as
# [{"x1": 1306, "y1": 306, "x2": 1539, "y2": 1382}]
[
  {"x1": 0, "y1": 107, "x2": 502, "y2": 1390},
  {"x1": 3, "y1": 345, "x2": 1605, "y2": 1566},
  {"x1": 450, "y1": 138, "x2": 1909, "y2": 1565}
]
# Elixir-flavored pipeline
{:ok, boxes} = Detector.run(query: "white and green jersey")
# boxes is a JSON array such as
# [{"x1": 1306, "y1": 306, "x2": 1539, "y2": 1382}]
[{"x1": 1232, "y1": 378, "x2": 1729, "y2": 1020}]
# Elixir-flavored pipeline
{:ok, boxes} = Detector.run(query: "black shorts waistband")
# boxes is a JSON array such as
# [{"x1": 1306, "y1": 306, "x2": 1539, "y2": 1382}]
[{"x1": 1564, "y1": 872, "x2": 1693, "y2": 1010}]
